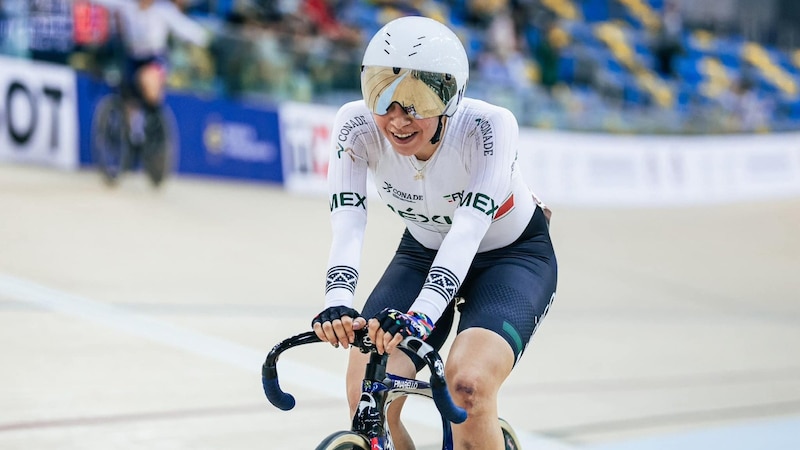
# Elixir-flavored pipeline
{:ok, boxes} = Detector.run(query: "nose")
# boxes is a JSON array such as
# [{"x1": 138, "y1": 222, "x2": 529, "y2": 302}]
[{"x1": 385, "y1": 103, "x2": 412, "y2": 125}]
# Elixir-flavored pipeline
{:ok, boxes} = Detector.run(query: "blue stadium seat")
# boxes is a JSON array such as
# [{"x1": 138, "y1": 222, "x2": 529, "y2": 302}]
[
  {"x1": 675, "y1": 55, "x2": 702, "y2": 84},
  {"x1": 582, "y1": 0, "x2": 610, "y2": 22}
]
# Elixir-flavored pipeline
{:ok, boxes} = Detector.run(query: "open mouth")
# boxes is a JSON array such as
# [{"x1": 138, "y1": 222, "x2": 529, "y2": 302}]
[{"x1": 392, "y1": 131, "x2": 416, "y2": 142}]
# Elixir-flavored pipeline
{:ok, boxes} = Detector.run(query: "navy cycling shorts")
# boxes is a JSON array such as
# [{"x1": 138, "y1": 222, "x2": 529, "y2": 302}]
[
  {"x1": 362, "y1": 206, "x2": 557, "y2": 370},
  {"x1": 123, "y1": 55, "x2": 167, "y2": 101}
]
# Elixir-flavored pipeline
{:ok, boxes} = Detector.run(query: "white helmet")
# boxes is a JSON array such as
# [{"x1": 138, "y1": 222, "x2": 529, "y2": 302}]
[{"x1": 361, "y1": 16, "x2": 469, "y2": 118}]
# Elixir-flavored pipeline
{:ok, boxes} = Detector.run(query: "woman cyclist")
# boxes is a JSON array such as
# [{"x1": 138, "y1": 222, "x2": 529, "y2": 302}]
[
  {"x1": 89, "y1": 0, "x2": 209, "y2": 144},
  {"x1": 312, "y1": 15, "x2": 558, "y2": 450}
]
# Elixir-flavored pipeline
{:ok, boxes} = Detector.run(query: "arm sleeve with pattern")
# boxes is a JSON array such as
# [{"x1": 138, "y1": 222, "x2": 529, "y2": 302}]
[{"x1": 324, "y1": 103, "x2": 370, "y2": 308}]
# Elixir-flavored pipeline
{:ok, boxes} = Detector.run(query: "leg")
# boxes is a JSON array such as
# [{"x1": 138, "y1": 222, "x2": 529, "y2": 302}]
[
  {"x1": 447, "y1": 207, "x2": 557, "y2": 448},
  {"x1": 446, "y1": 328, "x2": 514, "y2": 450},
  {"x1": 346, "y1": 349, "x2": 418, "y2": 450},
  {"x1": 136, "y1": 63, "x2": 166, "y2": 109}
]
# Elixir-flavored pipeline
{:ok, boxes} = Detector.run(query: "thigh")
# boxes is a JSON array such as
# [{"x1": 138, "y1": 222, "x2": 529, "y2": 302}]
[{"x1": 457, "y1": 249, "x2": 557, "y2": 365}]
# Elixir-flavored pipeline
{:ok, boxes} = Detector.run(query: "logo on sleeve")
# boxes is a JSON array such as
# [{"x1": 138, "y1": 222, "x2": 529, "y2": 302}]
[
  {"x1": 445, "y1": 191, "x2": 514, "y2": 221},
  {"x1": 492, "y1": 193, "x2": 515, "y2": 221},
  {"x1": 459, "y1": 192, "x2": 498, "y2": 216},
  {"x1": 474, "y1": 118, "x2": 494, "y2": 156},
  {"x1": 336, "y1": 115, "x2": 368, "y2": 142},
  {"x1": 330, "y1": 192, "x2": 367, "y2": 211}
]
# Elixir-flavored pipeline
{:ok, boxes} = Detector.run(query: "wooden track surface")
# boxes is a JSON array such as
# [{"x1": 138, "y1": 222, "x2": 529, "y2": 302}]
[{"x1": 1, "y1": 164, "x2": 798, "y2": 449}]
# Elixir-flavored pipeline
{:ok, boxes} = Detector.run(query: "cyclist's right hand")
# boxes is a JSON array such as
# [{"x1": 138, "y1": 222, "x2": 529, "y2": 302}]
[{"x1": 312, "y1": 306, "x2": 366, "y2": 349}]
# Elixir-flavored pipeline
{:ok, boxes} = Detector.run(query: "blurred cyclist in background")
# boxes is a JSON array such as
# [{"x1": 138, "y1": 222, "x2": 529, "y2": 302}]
[
  {"x1": 312, "y1": 15, "x2": 557, "y2": 450},
  {"x1": 88, "y1": 0, "x2": 209, "y2": 144}
]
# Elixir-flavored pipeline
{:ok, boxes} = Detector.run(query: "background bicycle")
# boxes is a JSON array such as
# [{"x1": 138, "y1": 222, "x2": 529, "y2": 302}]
[
  {"x1": 263, "y1": 329, "x2": 522, "y2": 450},
  {"x1": 90, "y1": 83, "x2": 174, "y2": 188}
]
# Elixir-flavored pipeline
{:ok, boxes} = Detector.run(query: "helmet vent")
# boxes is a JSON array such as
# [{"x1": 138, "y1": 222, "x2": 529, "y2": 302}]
[
  {"x1": 383, "y1": 33, "x2": 392, "y2": 54},
  {"x1": 409, "y1": 37, "x2": 423, "y2": 56}
]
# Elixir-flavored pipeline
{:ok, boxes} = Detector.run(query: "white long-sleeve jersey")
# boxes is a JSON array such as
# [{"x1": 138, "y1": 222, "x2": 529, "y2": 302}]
[
  {"x1": 90, "y1": 0, "x2": 208, "y2": 59},
  {"x1": 325, "y1": 98, "x2": 538, "y2": 323}
]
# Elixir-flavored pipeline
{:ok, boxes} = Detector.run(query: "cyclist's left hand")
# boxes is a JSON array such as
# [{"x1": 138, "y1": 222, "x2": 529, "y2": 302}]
[{"x1": 368, "y1": 308, "x2": 434, "y2": 354}]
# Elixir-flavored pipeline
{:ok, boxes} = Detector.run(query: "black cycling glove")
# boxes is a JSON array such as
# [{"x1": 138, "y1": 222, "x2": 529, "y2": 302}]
[{"x1": 312, "y1": 305, "x2": 362, "y2": 328}]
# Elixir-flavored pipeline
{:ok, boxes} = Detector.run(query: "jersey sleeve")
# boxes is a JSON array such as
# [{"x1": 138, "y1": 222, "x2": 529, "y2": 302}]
[
  {"x1": 162, "y1": 4, "x2": 210, "y2": 47},
  {"x1": 409, "y1": 107, "x2": 520, "y2": 321},
  {"x1": 324, "y1": 103, "x2": 371, "y2": 308}
]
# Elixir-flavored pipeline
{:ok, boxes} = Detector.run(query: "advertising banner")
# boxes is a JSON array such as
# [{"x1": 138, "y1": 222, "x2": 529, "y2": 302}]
[
  {"x1": 166, "y1": 93, "x2": 283, "y2": 183},
  {"x1": 279, "y1": 102, "x2": 338, "y2": 194},
  {"x1": 0, "y1": 56, "x2": 78, "y2": 170}
]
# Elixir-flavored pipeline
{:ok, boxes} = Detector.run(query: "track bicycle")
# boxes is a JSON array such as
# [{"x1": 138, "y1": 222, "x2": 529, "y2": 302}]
[
  {"x1": 262, "y1": 329, "x2": 522, "y2": 449},
  {"x1": 91, "y1": 84, "x2": 172, "y2": 187}
]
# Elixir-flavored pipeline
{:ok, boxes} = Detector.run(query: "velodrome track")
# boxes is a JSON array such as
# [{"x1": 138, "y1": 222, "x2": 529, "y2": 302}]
[{"x1": 1, "y1": 163, "x2": 799, "y2": 449}]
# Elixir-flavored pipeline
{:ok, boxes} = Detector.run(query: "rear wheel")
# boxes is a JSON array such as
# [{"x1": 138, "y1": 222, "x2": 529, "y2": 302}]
[
  {"x1": 499, "y1": 417, "x2": 522, "y2": 450},
  {"x1": 92, "y1": 94, "x2": 129, "y2": 186},
  {"x1": 141, "y1": 107, "x2": 170, "y2": 187},
  {"x1": 315, "y1": 430, "x2": 369, "y2": 450}
]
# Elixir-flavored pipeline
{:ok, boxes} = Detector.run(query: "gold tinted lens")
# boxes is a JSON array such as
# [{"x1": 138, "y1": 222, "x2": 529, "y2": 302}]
[{"x1": 361, "y1": 66, "x2": 458, "y2": 118}]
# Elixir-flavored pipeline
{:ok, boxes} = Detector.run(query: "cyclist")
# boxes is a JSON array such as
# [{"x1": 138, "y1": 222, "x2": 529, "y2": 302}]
[
  {"x1": 312, "y1": 15, "x2": 558, "y2": 450},
  {"x1": 88, "y1": 0, "x2": 209, "y2": 145}
]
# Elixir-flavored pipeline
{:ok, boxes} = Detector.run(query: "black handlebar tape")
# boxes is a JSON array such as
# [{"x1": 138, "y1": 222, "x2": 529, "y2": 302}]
[{"x1": 262, "y1": 374, "x2": 296, "y2": 411}]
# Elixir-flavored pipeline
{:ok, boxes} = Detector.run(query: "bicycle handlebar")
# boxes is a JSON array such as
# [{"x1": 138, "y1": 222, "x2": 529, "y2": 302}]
[{"x1": 262, "y1": 329, "x2": 468, "y2": 424}]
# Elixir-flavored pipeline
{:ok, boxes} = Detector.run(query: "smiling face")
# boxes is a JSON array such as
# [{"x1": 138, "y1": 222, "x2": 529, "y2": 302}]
[{"x1": 372, "y1": 103, "x2": 443, "y2": 160}]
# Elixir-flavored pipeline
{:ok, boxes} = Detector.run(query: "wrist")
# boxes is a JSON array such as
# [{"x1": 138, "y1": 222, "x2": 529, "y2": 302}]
[{"x1": 408, "y1": 311, "x2": 434, "y2": 336}]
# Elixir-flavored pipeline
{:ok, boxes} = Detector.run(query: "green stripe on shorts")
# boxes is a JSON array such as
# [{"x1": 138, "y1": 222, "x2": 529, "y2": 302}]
[{"x1": 502, "y1": 321, "x2": 523, "y2": 355}]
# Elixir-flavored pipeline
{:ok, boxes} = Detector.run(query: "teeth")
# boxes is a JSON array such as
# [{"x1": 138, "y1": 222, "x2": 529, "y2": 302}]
[{"x1": 394, "y1": 133, "x2": 412, "y2": 138}]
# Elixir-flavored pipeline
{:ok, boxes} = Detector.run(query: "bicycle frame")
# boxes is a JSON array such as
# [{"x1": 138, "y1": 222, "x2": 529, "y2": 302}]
[
  {"x1": 353, "y1": 352, "x2": 456, "y2": 449},
  {"x1": 262, "y1": 330, "x2": 466, "y2": 450}
]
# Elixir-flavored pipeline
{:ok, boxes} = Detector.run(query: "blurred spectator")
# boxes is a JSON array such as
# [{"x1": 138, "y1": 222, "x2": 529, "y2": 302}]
[
  {"x1": 303, "y1": 0, "x2": 362, "y2": 46},
  {"x1": 462, "y1": 0, "x2": 508, "y2": 28},
  {"x1": 476, "y1": 7, "x2": 534, "y2": 92},
  {"x1": 652, "y1": 0, "x2": 683, "y2": 78},
  {"x1": 534, "y1": 19, "x2": 567, "y2": 93},
  {"x1": 208, "y1": 11, "x2": 255, "y2": 97},
  {"x1": 721, "y1": 76, "x2": 773, "y2": 132},
  {"x1": 28, "y1": 0, "x2": 74, "y2": 64},
  {"x1": 0, "y1": 0, "x2": 9, "y2": 53}
]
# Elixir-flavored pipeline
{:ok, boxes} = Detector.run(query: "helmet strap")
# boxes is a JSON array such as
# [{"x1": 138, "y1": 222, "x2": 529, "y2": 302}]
[{"x1": 429, "y1": 116, "x2": 444, "y2": 145}]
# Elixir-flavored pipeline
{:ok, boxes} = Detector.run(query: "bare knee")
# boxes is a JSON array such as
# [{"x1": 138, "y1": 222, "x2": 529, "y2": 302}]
[{"x1": 448, "y1": 369, "x2": 496, "y2": 413}]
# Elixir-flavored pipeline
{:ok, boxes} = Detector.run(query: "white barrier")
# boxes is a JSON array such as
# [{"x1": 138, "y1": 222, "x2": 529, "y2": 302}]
[
  {"x1": 0, "y1": 55, "x2": 79, "y2": 170},
  {"x1": 520, "y1": 130, "x2": 800, "y2": 206},
  {"x1": 280, "y1": 102, "x2": 800, "y2": 206}
]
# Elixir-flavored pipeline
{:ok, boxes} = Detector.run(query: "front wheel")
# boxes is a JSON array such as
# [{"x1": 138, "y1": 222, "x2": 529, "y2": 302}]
[
  {"x1": 499, "y1": 417, "x2": 522, "y2": 450},
  {"x1": 315, "y1": 430, "x2": 369, "y2": 450},
  {"x1": 92, "y1": 94, "x2": 129, "y2": 186}
]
